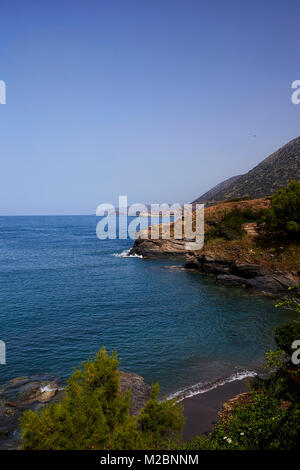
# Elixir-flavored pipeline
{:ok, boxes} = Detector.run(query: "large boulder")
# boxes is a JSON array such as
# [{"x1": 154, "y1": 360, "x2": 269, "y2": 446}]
[
  {"x1": 215, "y1": 274, "x2": 247, "y2": 287},
  {"x1": 185, "y1": 252, "x2": 298, "y2": 296},
  {"x1": 119, "y1": 371, "x2": 151, "y2": 415},
  {"x1": 245, "y1": 275, "x2": 295, "y2": 295},
  {"x1": 231, "y1": 264, "x2": 267, "y2": 279},
  {"x1": 218, "y1": 392, "x2": 253, "y2": 427},
  {"x1": 185, "y1": 254, "x2": 232, "y2": 275},
  {"x1": 129, "y1": 238, "x2": 187, "y2": 259}
]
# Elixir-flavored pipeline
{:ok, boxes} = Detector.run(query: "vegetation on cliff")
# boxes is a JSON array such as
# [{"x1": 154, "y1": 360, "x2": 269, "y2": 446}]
[
  {"x1": 131, "y1": 181, "x2": 300, "y2": 277},
  {"x1": 195, "y1": 181, "x2": 300, "y2": 274},
  {"x1": 262, "y1": 180, "x2": 300, "y2": 235},
  {"x1": 206, "y1": 206, "x2": 264, "y2": 241},
  {"x1": 205, "y1": 180, "x2": 300, "y2": 240}
]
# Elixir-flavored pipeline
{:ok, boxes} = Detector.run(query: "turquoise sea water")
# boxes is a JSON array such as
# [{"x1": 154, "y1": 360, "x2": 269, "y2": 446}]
[{"x1": 0, "y1": 215, "x2": 296, "y2": 397}]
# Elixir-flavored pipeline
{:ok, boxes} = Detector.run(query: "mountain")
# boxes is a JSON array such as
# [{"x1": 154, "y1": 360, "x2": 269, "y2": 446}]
[
  {"x1": 192, "y1": 175, "x2": 242, "y2": 203},
  {"x1": 193, "y1": 136, "x2": 300, "y2": 203}
]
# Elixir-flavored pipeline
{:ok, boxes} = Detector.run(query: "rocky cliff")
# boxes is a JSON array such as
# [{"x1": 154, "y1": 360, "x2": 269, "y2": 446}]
[
  {"x1": 185, "y1": 253, "x2": 298, "y2": 295},
  {"x1": 129, "y1": 197, "x2": 300, "y2": 296},
  {"x1": 129, "y1": 238, "x2": 187, "y2": 258}
]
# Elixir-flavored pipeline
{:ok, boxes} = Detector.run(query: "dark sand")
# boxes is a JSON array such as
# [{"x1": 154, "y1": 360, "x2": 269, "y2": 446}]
[{"x1": 182, "y1": 379, "x2": 249, "y2": 441}]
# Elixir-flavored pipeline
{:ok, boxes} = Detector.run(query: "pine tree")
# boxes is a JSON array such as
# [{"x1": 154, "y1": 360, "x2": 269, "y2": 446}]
[{"x1": 21, "y1": 348, "x2": 184, "y2": 450}]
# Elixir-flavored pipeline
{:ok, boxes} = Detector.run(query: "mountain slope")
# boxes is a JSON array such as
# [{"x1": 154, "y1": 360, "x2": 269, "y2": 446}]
[
  {"x1": 214, "y1": 136, "x2": 300, "y2": 201},
  {"x1": 192, "y1": 175, "x2": 242, "y2": 203}
]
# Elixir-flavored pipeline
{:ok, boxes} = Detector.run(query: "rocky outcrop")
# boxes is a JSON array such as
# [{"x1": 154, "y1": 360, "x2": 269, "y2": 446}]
[
  {"x1": 185, "y1": 253, "x2": 297, "y2": 295},
  {"x1": 185, "y1": 253, "x2": 232, "y2": 274},
  {"x1": 218, "y1": 392, "x2": 253, "y2": 426},
  {"x1": 119, "y1": 371, "x2": 151, "y2": 415},
  {"x1": 0, "y1": 371, "x2": 151, "y2": 450},
  {"x1": 215, "y1": 274, "x2": 247, "y2": 287},
  {"x1": 129, "y1": 241, "x2": 298, "y2": 296},
  {"x1": 129, "y1": 238, "x2": 187, "y2": 259},
  {"x1": 0, "y1": 375, "x2": 65, "y2": 450},
  {"x1": 129, "y1": 196, "x2": 299, "y2": 295}
]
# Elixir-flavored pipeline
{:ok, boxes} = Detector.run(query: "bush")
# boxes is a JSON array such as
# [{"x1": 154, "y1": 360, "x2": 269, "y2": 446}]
[
  {"x1": 184, "y1": 393, "x2": 300, "y2": 450},
  {"x1": 209, "y1": 207, "x2": 263, "y2": 240},
  {"x1": 276, "y1": 286, "x2": 300, "y2": 315},
  {"x1": 274, "y1": 322, "x2": 300, "y2": 355},
  {"x1": 21, "y1": 348, "x2": 184, "y2": 450},
  {"x1": 211, "y1": 393, "x2": 300, "y2": 450},
  {"x1": 262, "y1": 180, "x2": 300, "y2": 235}
]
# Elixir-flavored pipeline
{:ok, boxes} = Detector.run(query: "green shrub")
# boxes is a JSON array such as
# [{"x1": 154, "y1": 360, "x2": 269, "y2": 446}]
[
  {"x1": 139, "y1": 383, "x2": 185, "y2": 449},
  {"x1": 184, "y1": 394, "x2": 300, "y2": 450},
  {"x1": 211, "y1": 393, "x2": 300, "y2": 450},
  {"x1": 274, "y1": 323, "x2": 300, "y2": 355},
  {"x1": 262, "y1": 180, "x2": 300, "y2": 235},
  {"x1": 209, "y1": 207, "x2": 264, "y2": 240},
  {"x1": 21, "y1": 348, "x2": 184, "y2": 450},
  {"x1": 276, "y1": 286, "x2": 300, "y2": 315}
]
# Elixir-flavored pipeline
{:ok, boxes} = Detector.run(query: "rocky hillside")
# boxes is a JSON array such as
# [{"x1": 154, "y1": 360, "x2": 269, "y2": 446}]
[
  {"x1": 193, "y1": 175, "x2": 242, "y2": 204},
  {"x1": 193, "y1": 136, "x2": 300, "y2": 203}
]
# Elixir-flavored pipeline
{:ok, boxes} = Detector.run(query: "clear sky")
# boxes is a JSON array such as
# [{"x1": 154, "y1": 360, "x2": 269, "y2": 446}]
[{"x1": 1, "y1": 0, "x2": 300, "y2": 215}]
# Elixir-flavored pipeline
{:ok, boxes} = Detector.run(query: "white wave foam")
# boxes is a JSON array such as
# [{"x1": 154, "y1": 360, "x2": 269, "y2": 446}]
[
  {"x1": 40, "y1": 384, "x2": 57, "y2": 393},
  {"x1": 167, "y1": 369, "x2": 257, "y2": 402},
  {"x1": 40, "y1": 384, "x2": 64, "y2": 393},
  {"x1": 112, "y1": 249, "x2": 143, "y2": 258}
]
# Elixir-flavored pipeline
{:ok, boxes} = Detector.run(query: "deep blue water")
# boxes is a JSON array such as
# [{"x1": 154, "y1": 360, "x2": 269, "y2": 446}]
[{"x1": 0, "y1": 216, "x2": 296, "y2": 396}]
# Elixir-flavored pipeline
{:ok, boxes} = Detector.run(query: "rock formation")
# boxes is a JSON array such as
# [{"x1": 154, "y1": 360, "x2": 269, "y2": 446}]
[{"x1": 185, "y1": 253, "x2": 298, "y2": 295}]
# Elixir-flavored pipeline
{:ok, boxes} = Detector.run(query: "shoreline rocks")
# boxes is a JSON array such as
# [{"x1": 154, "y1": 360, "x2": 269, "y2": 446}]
[
  {"x1": 218, "y1": 391, "x2": 254, "y2": 426},
  {"x1": 129, "y1": 238, "x2": 187, "y2": 259},
  {"x1": 129, "y1": 238, "x2": 299, "y2": 296},
  {"x1": 0, "y1": 374, "x2": 65, "y2": 450},
  {"x1": 119, "y1": 371, "x2": 151, "y2": 415},
  {"x1": 185, "y1": 253, "x2": 297, "y2": 295}
]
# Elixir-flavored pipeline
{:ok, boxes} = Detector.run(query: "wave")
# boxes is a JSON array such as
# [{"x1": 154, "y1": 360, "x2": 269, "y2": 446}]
[
  {"x1": 167, "y1": 369, "x2": 257, "y2": 402},
  {"x1": 40, "y1": 383, "x2": 64, "y2": 394},
  {"x1": 112, "y1": 249, "x2": 143, "y2": 258}
]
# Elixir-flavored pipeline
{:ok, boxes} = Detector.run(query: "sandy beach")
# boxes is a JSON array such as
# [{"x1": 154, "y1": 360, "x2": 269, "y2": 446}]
[{"x1": 182, "y1": 379, "x2": 249, "y2": 441}]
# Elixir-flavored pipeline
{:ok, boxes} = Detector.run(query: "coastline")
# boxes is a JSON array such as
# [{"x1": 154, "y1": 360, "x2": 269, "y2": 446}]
[
  {"x1": 128, "y1": 195, "x2": 300, "y2": 297},
  {"x1": 182, "y1": 378, "x2": 249, "y2": 441},
  {"x1": 0, "y1": 372, "x2": 251, "y2": 449}
]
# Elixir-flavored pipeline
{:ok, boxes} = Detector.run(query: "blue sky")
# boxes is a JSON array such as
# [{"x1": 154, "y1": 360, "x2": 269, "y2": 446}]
[{"x1": 0, "y1": 0, "x2": 299, "y2": 214}]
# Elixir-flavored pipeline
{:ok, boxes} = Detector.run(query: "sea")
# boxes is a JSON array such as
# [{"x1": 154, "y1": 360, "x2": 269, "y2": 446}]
[{"x1": 0, "y1": 215, "x2": 296, "y2": 398}]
